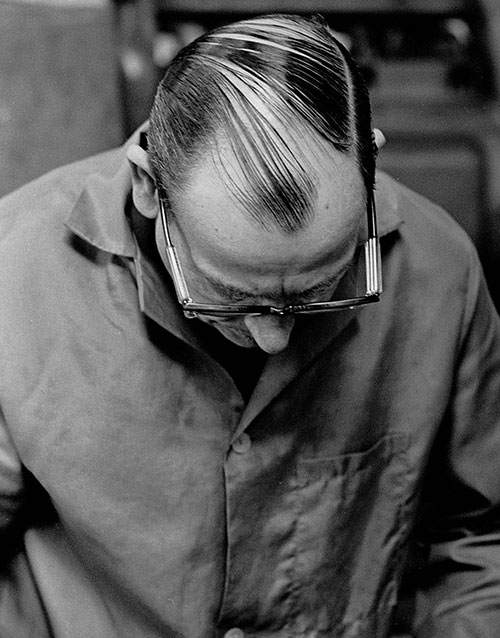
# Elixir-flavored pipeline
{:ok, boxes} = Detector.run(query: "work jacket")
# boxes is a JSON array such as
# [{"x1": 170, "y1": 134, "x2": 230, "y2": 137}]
[{"x1": 1, "y1": 129, "x2": 500, "y2": 638}]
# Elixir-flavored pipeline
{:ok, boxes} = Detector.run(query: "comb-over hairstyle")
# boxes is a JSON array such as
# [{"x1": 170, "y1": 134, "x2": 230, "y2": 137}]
[{"x1": 148, "y1": 13, "x2": 376, "y2": 233}]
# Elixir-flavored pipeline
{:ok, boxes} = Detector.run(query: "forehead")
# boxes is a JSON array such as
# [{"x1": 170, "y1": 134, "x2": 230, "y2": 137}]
[{"x1": 170, "y1": 143, "x2": 366, "y2": 271}]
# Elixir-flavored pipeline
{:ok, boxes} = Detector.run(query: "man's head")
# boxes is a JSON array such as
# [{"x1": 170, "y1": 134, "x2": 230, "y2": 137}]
[{"x1": 127, "y1": 14, "x2": 377, "y2": 354}]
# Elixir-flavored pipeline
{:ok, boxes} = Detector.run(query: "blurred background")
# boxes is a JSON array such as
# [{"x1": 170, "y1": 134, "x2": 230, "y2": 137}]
[{"x1": 1, "y1": 0, "x2": 500, "y2": 310}]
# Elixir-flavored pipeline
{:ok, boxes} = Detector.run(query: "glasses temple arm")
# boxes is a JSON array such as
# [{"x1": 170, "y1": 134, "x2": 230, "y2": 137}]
[
  {"x1": 159, "y1": 196, "x2": 192, "y2": 303},
  {"x1": 364, "y1": 191, "x2": 382, "y2": 294}
]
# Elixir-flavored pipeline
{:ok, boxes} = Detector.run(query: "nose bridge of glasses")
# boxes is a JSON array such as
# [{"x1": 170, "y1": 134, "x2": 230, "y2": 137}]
[{"x1": 269, "y1": 304, "x2": 295, "y2": 316}]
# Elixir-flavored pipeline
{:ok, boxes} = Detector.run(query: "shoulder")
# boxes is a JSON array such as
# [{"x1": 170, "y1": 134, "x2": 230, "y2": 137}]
[
  {"x1": 0, "y1": 147, "x2": 124, "y2": 238},
  {"x1": 376, "y1": 170, "x2": 478, "y2": 271},
  {"x1": 0, "y1": 146, "x2": 128, "y2": 318},
  {"x1": 374, "y1": 171, "x2": 492, "y2": 329},
  {"x1": 0, "y1": 146, "x2": 128, "y2": 270}
]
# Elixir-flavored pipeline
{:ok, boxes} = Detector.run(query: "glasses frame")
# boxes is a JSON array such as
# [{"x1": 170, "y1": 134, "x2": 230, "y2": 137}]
[{"x1": 158, "y1": 189, "x2": 382, "y2": 319}]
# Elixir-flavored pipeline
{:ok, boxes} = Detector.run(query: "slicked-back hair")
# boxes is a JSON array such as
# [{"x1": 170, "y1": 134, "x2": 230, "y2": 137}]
[{"x1": 148, "y1": 13, "x2": 376, "y2": 233}]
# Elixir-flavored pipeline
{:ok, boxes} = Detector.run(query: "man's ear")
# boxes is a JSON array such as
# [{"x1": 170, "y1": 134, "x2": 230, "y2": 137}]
[
  {"x1": 373, "y1": 128, "x2": 386, "y2": 150},
  {"x1": 126, "y1": 143, "x2": 158, "y2": 219}
]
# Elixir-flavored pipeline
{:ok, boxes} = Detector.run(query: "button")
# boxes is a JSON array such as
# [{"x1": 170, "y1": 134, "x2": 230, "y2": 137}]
[
  {"x1": 232, "y1": 433, "x2": 251, "y2": 454},
  {"x1": 223, "y1": 629, "x2": 245, "y2": 638}
]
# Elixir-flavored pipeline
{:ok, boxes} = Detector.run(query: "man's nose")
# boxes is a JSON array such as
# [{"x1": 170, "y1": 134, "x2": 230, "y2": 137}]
[{"x1": 243, "y1": 314, "x2": 295, "y2": 354}]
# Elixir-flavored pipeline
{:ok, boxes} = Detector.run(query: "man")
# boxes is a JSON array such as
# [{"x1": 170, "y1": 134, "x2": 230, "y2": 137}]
[{"x1": 1, "y1": 13, "x2": 500, "y2": 638}]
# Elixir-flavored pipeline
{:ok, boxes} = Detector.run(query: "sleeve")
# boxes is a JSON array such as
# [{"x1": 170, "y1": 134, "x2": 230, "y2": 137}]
[{"x1": 413, "y1": 249, "x2": 500, "y2": 637}]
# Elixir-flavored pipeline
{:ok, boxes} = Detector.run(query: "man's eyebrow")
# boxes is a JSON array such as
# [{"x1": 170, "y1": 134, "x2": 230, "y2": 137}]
[{"x1": 205, "y1": 271, "x2": 345, "y2": 303}]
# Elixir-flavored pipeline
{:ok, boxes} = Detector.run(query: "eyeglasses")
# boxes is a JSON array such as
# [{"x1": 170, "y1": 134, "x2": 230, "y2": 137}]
[{"x1": 158, "y1": 190, "x2": 382, "y2": 319}]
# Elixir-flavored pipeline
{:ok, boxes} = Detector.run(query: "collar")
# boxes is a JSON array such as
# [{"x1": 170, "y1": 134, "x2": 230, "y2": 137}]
[
  {"x1": 65, "y1": 124, "x2": 148, "y2": 259},
  {"x1": 64, "y1": 123, "x2": 208, "y2": 346},
  {"x1": 374, "y1": 170, "x2": 401, "y2": 238}
]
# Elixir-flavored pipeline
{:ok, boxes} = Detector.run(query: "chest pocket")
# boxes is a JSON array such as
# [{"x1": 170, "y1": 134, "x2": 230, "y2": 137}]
[
  {"x1": 220, "y1": 433, "x2": 413, "y2": 638},
  {"x1": 287, "y1": 433, "x2": 413, "y2": 637}
]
